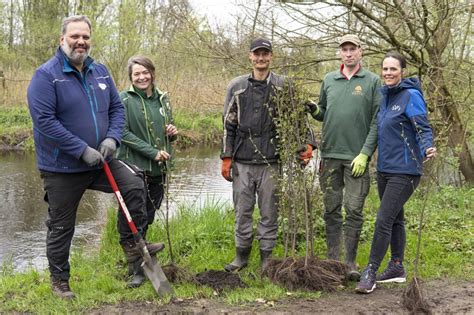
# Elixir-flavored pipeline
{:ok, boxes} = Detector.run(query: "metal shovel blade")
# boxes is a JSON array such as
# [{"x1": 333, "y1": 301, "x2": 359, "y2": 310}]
[{"x1": 142, "y1": 254, "x2": 173, "y2": 296}]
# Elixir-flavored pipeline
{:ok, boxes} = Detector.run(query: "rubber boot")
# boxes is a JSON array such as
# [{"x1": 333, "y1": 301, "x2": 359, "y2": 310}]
[
  {"x1": 121, "y1": 240, "x2": 164, "y2": 288},
  {"x1": 260, "y1": 249, "x2": 272, "y2": 271},
  {"x1": 326, "y1": 225, "x2": 342, "y2": 260},
  {"x1": 224, "y1": 247, "x2": 251, "y2": 272},
  {"x1": 345, "y1": 228, "x2": 361, "y2": 281},
  {"x1": 126, "y1": 259, "x2": 146, "y2": 288}
]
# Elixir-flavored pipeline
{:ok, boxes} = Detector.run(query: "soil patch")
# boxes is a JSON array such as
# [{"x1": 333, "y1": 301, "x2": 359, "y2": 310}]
[
  {"x1": 162, "y1": 264, "x2": 195, "y2": 284},
  {"x1": 194, "y1": 270, "x2": 246, "y2": 292},
  {"x1": 88, "y1": 279, "x2": 473, "y2": 314}
]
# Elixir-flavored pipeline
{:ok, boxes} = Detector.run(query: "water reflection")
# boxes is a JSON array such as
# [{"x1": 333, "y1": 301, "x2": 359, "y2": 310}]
[{"x1": 0, "y1": 147, "x2": 232, "y2": 272}]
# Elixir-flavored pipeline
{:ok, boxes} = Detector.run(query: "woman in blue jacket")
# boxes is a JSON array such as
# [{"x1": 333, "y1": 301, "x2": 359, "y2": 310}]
[{"x1": 356, "y1": 51, "x2": 437, "y2": 294}]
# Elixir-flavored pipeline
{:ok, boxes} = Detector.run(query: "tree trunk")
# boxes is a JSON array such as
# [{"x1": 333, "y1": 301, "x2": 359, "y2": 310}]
[
  {"x1": 426, "y1": 2, "x2": 474, "y2": 185},
  {"x1": 428, "y1": 68, "x2": 474, "y2": 184}
]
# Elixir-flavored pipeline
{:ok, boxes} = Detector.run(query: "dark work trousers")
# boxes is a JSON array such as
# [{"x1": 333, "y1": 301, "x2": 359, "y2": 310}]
[
  {"x1": 40, "y1": 159, "x2": 147, "y2": 281},
  {"x1": 232, "y1": 162, "x2": 279, "y2": 251},
  {"x1": 368, "y1": 172, "x2": 420, "y2": 270},
  {"x1": 143, "y1": 174, "x2": 166, "y2": 237},
  {"x1": 319, "y1": 158, "x2": 370, "y2": 239}
]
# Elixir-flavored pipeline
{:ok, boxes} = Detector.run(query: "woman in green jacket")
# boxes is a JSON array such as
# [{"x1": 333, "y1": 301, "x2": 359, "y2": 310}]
[{"x1": 118, "y1": 55, "x2": 178, "y2": 286}]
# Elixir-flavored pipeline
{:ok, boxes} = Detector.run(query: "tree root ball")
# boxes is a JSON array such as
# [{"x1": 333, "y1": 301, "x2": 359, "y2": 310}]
[
  {"x1": 403, "y1": 276, "x2": 432, "y2": 314},
  {"x1": 262, "y1": 256, "x2": 349, "y2": 292}
]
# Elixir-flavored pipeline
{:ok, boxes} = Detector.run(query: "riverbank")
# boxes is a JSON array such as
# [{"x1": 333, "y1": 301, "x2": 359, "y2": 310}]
[
  {"x1": 0, "y1": 105, "x2": 222, "y2": 150},
  {"x1": 0, "y1": 185, "x2": 472, "y2": 313}
]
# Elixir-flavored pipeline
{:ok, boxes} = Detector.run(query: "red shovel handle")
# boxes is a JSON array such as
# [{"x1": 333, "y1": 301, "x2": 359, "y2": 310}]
[{"x1": 103, "y1": 161, "x2": 139, "y2": 235}]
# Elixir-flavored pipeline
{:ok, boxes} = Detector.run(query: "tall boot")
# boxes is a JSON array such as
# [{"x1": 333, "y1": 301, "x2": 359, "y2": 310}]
[
  {"x1": 121, "y1": 240, "x2": 164, "y2": 288},
  {"x1": 345, "y1": 228, "x2": 361, "y2": 281},
  {"x1": 126, "y1": 259, "x2": 146, "y2": 288},
  {"x1": 224, "y1": 247, "x2": 251, "y2": 272},
  {"x1": 260, "y1": 249, "x2": 272, "y2": 271},
  {"x1": 326, "y1": 225, "x2": 342, "y2": 260}
]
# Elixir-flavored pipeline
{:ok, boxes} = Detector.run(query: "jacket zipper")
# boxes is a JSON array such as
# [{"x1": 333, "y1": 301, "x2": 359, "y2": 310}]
[
  {"x1": 379, "y1": 94, "x2": 390, "y2": 170},
  {"x1": 80, "y1": 68, "x2": 99, "y2": 147},
  {"x1": 401, "y1": 124, "x2": 408, "y2": 165}
]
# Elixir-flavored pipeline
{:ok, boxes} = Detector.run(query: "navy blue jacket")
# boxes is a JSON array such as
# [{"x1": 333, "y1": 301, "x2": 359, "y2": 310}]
[
  {"x1": 377, "y1": 78, "x2": 434, "y2": 175},
  {"x1": 27, "y1": 47, "x2": 124, "y2": 173}
]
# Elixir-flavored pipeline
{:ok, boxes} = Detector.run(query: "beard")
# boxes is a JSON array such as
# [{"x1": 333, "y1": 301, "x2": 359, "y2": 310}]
[{"x1": 61, "y1": 42, "x2": 90, "y2": 66}]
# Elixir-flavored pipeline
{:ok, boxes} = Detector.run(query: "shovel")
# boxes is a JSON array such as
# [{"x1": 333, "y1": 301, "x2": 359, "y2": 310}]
[{"x1": 103, "y1": 160, "x2": 173, "y2": 297}]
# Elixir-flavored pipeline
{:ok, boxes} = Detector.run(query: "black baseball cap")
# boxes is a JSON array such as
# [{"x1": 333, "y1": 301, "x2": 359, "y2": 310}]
[{"x1": 250, "y1": 38, "x2": 272, "y2": 52}]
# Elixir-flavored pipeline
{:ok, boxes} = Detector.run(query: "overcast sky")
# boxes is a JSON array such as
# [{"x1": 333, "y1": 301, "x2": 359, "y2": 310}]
[{"x1": 190, "y1": 0, "x2": 238, "y2": 26}]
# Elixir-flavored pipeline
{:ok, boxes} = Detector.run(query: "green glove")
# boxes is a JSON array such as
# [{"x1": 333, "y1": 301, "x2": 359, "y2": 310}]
[
  {"x1": 304, "y1": 101, "x2": 320, "y2": 116},
  {"x1": 351, "y1": 153, "x2": 368, "y2": 177}
]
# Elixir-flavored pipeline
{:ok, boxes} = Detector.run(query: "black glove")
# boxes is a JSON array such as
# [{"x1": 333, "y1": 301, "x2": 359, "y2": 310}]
[
  {"x1": 304, "y1": 101, "x2": 318, "y2": 114},
  {"x1": 99, "y1": 138, "x2": 117, "y2": 159},
  {"x1": 81, "y1": 146, "x2": 104, "y2": 167}
]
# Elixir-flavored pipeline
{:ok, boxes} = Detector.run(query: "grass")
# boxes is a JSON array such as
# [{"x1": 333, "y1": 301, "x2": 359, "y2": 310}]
[
  {"x1": 172, "y1": 108, "x2": 222, "y2": 147},
  {"x1": 0, "y1": 185, "x2": 472, "y2": 313},
  {"x1": 0, "y1": 65, "x2": 226, "y2": 150},
  {"x1": 0, "y1": 105, "x2": 34, "y2": 149},
  {"x1": 0, "y1": 105, "x2": 222, "y2": 150}
]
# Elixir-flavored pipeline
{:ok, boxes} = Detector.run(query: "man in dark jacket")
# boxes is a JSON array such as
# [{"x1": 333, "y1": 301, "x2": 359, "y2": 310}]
[
  {"x1": 221, "y1": 38, "x2": 314, "y2": 271},
  {"x1": 27, "y1": 15, "x2": 161, "y2": 299}
]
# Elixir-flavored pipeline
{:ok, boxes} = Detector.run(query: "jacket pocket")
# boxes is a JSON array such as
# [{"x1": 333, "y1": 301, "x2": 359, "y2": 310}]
[{"x1": 90, "y1": 80, "x2": 110, "y2": 113}]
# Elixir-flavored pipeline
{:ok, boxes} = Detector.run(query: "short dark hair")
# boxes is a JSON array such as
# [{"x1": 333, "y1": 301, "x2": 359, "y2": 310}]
[
  {"x1": 61, "y1": 15, "x2": 92, "y2": 35},
  {"x1": 382, "y1": 51, "x2": 407, "y2": 69},
  {"x1": 127, "y1": 55, "x2": 156, "y2": 83}
]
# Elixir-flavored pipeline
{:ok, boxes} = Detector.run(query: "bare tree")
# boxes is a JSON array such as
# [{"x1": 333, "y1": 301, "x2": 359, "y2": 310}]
[{"x1": 274, "y1": 0, "x2": 474, "y2": 184}]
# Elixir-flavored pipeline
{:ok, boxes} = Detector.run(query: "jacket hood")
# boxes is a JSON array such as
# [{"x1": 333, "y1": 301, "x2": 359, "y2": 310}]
[{"x1": 381, "y1": 77, "x2": 422, "y2": 96}]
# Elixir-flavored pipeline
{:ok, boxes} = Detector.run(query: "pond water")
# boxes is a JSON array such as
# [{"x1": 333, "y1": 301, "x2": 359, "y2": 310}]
[{"x1": 0, "y1": 147, "x2": 232, "y2": 272}]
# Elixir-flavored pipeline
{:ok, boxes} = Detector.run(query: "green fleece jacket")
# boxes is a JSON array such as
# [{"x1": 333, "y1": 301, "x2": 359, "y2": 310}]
[
  {"x1": 312, "y1": 67, "x2": 381, "y2": 160},
  {"x1": 117, "y1": 85, "x2": 175, "y2": 177}
]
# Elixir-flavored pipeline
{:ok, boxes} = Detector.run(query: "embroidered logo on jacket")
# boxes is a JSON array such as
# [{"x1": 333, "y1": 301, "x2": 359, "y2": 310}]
[
  {"x1": 352, "y1": 85, "x2": 363, "y2": 95},
  {"x1": 98, "y1": 83, "x2": 107, "y2": 90},
  {"x1": 391, "y1": 104, "x2": 401, "y2": 111}
]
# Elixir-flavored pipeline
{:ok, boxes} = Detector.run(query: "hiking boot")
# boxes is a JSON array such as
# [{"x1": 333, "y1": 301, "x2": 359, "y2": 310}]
[
  {"x1": 121, "y1": 240, "x2": 165, "y2": 263},
  {"x1": 146, "y1": 241, "x2": 165, "y2": 256},
  {"x1": 355, "y1": 265, "x2": 377, "y2": 294},
  {"x1": 224, "y1": 247, "x2": 251, "y2": 272},
  {"x1": 377, "y1": 260, "x2": 406, "y2": 283},
  {"x1": 51, "y1": 277, "x2": 75, "y2": 299},
  {"x1": 260, "y1": 249, "x2": 272, "y2": 271}
]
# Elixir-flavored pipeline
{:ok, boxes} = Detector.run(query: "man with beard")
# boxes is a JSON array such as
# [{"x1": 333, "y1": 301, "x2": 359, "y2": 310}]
[{"x1": 27, "y1": 15, "x2": 162, "y2": 299}]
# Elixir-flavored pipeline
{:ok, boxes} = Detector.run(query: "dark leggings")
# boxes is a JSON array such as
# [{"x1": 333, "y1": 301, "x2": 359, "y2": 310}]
[
  {"x1": 368, "y1": 172, "x2": 420, "y2": 270},
  {"x1": 143, "y1": 174, "x2": 165, "y2": 237}
]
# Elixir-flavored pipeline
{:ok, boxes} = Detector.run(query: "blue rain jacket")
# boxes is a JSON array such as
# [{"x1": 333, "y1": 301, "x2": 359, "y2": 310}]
[
  {"x1": 377, "y1": 78, "x2": 434, "y2": 175},
  {"x1": 27, "y1": 47, "x2": 124, "y2": 173}
]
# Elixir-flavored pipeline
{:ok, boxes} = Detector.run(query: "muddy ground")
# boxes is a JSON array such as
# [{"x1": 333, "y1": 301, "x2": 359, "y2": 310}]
[{"x1": 90, "y1": 279, "x2": 473, "y2": 314}]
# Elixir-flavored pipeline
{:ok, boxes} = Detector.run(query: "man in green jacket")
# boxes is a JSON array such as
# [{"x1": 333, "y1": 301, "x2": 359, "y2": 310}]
[{"x1": 306, "y1": 34, "x2": 381, "y2": 280}]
